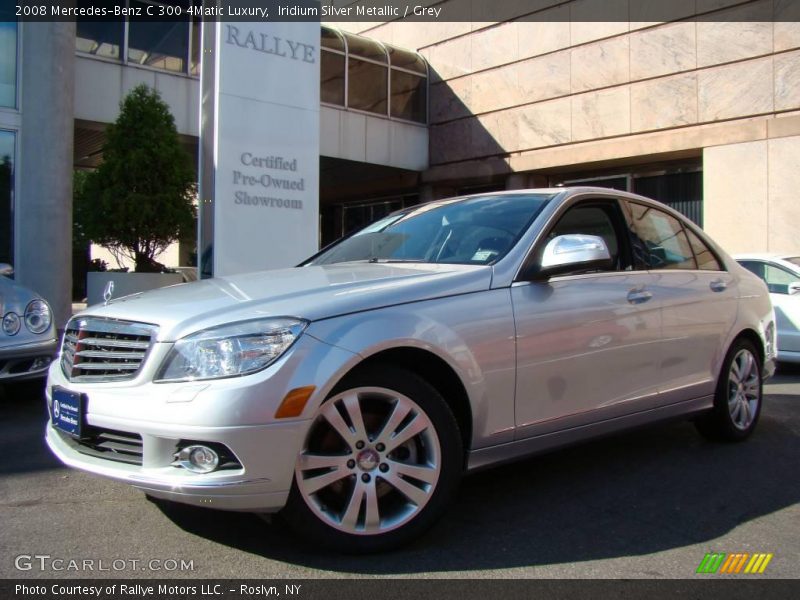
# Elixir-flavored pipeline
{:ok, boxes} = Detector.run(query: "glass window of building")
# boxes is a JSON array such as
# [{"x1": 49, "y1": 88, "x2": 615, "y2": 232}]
[
  {"x1": 387, "y1": 45, "x2": 426, "y2": 122},
  {"x1": 190, "y1": 18, "x2": 201, "y2": 76},
  {"x1": 0, "y1": 130, "x2": 14, "y2": 265},
  {"x1": 321, "y1": 26, "x2": 345, "y2": 52},
  {"x1": 348, "y1": 59, "x2": 388, "y2": 114},
  {"x1": 387, "y1": 46, "x2": 426, "y2": 74},
  {"x1": 390, "y1": 70, "x2": 426, "y2": 122},
  {"x1": 128, "y1": 1, "x2": 190, "y2": 73},
  {"x1": 76, "y1": 0, "x2": 123, "y2": 60},
  {"x1": 321, "y1": 27, "x2": 345, "y2": 106},
  {"x1": 0, "y1": 19, "x2": 16, "y2": 108},
  {"x1": 345, "y1": 34, "x2": 387, "y2": 63},
  {"x1": 320, "y1": 28, "x2": 427, "y2": 122},
  {"x1": 344, "y1": 32, "x2": 388, "y2": 115},
  {"x1": 321, "y1": 52, "x2": 345, "y2": 106}
]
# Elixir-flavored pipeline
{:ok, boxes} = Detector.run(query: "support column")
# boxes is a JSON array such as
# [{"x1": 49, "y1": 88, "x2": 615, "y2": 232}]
[{"x1": 18, "y1": 22, "x2": 75, "y2": 327}]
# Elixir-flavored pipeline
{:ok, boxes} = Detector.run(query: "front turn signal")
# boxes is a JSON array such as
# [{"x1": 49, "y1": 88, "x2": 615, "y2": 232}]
[{"x1": 275, "y1": 386, "x2": 316, "y2": 419}]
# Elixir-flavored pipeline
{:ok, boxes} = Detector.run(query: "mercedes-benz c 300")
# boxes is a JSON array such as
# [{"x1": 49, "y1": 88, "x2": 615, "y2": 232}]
[{"x1": 46, "y1": 188, "x2": 776, "y2": 552}]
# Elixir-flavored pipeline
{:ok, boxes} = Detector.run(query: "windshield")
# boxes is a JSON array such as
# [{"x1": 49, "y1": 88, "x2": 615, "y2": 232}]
[{"x1": 307, "y1": 193, "x2": 555, "y2": 266}]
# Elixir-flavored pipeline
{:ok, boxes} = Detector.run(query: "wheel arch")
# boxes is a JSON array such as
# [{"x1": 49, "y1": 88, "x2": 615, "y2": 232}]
[
  {"x1": 731, "y1": 328, "x2": 765, "y2": 365},
  {"x1": 333, "y1": 347, "x2": 474, "y2": 458}
]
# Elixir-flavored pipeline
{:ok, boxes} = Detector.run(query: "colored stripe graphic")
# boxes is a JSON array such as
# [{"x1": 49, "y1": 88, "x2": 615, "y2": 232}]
[
  {"x1": 719, "y1": 553, "x2": 749, "y2": 573},
  {"x1": 744, "y1": 553, "x2": 774, "y2": 574},
  {"x1": 697, "y1": 553, "x2": 726, "y2": 573},
  {"x1": 697, "y1": 552, "x2": 773, "y2": 574}
]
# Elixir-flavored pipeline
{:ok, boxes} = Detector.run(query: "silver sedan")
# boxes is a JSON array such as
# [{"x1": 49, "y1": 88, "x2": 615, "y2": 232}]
[
  {"x1": 1, "y1": 264, "x2": 57, "y2": 381},
  {"x1": 45, "y1": 188, "x2": 776, "y2": 552}
]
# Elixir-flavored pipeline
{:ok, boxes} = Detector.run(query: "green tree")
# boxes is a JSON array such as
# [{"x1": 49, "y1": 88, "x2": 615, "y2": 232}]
[{"x1": 80, "y1": 84, "x2": 195, "y2": 272}]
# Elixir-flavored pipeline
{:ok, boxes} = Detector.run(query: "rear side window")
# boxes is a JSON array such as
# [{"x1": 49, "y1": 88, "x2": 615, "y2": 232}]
[
  {"x1": 628, "y1": 203, "x2": 697, "y2": 270},
  {"x1": 684, "y1": 228, "x2": 722, "y2": 271}
]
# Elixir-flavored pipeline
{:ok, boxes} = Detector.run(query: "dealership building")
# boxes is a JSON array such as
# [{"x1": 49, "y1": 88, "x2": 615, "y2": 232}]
[{"x1": 2, "y1": 0, "x2": 800, "y2": 326}]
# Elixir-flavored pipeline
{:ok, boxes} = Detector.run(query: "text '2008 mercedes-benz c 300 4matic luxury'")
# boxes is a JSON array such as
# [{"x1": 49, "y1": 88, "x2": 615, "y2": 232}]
[{"x1": 46, "y1": 188, "x2": 776, "y2": 552}]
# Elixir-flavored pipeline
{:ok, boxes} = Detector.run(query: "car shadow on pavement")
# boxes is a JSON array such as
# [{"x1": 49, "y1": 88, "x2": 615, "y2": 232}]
[
  {"x1": 154, "y1": 392, "x2": 800, "y2": 574},
  {"x1": 0, "y1": 381, "x2": 63, "y2": 476}
]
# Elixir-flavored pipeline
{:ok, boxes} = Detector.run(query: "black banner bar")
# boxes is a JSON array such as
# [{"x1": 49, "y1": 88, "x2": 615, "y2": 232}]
[
  {"x1": 3, "y1": 579, "x2": 800, "y2": 600},
  {"x1": 7, "y1": 0, "x2": 800, "y2": 22}
]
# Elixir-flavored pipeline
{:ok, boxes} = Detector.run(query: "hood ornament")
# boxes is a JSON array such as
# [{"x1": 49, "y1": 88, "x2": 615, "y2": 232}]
[{"x1": 103, "y1": 280, "x2": 115, "y2": 306}]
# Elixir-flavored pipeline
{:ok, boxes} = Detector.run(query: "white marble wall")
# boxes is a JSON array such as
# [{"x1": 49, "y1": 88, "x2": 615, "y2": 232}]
[
  {"x1": 343, "y1": 0, "x2": 800, "y2": 166},
  {"x1": 704, "y1": 135, "x2": 800, "y2": 255}
]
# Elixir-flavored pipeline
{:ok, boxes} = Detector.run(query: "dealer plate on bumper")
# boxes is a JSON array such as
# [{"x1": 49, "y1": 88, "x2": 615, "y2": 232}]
[{"x1": 51, "y1": 387, "x2": 84, "y2": 438}]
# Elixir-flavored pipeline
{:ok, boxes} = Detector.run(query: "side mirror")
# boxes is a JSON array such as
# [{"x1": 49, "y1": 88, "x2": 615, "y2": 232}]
[
  {"x1": 534, "y1": 234, "x2": 613, "y2": 280},
  {"x1": 789, "y1": 282, "x2": 800, "y2": 296},
  {"x1": 0, "y1": 263, "x2": 13, "y2": 277}
]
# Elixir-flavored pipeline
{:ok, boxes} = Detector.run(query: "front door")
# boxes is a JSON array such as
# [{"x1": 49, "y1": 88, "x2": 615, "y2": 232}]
[{"x1": 512, "y1": 198, "x2": 662, "y2": 439}]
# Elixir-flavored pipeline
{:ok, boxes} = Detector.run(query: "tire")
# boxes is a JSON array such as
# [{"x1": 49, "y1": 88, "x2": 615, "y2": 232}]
[
  {"x1": 695, "y1": 338, "x2": 763, "y2": 442},
  {"x1": 281, "y1": 364, "x2": 463, "y2": 553}
]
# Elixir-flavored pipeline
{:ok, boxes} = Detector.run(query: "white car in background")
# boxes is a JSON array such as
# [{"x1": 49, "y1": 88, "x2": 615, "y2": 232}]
[{"x1": 736, "y1": 254, "x2": 800, "y2": 364}]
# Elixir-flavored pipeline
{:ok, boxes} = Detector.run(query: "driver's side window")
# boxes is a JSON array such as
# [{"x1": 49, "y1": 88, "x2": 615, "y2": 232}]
[
  {"x1": 765, "y1": 264, "x2": 799, "y2": 295},
  {"x1": 543, "y1": 201, "x2": 629, "y2": 273}
]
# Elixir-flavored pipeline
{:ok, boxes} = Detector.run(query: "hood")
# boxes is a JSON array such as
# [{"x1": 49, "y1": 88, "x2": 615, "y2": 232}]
[
  {"x1": 0, "y1": 275, "x2": 42, "y2": 313},
  {"x1": 75, "y1": 263, "x2": 493, "y2": 341}
]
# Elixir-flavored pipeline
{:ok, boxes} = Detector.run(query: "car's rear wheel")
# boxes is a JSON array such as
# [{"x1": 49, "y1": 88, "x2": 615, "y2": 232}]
[
  {"x1": 696, "y1": 338, "x2": 763, "y2": 442},
  {"x1": 282, "y1": 364, "x2": 463, "y2": 552}
]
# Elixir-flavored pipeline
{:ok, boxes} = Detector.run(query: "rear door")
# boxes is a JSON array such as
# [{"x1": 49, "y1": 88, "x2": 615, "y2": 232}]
[{"x1": 625, "y1": 201, "x2": 737, "y2": 404}]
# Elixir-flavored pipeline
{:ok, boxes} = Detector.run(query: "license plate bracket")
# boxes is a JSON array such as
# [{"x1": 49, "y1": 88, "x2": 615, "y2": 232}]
[{"x1": 51, "y1": 387, "x2": 85, "y2": 438}]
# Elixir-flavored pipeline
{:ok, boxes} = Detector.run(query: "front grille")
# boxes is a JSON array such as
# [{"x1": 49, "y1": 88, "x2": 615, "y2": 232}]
[
  {"x1": 61, "y1": 317, "x2": 158, "y2": 382},
  {"x1": 61, "y1": 427, "x2": 144, "y2": 466}
]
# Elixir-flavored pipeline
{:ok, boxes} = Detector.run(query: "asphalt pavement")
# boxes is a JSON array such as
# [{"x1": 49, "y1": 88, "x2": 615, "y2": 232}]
[{"x1": 1, "y1": 367, "x2": 798, "y2": 579}]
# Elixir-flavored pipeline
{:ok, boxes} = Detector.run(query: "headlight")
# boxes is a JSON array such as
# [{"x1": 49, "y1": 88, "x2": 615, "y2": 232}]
[
  {"x1": 24, "y1": 299, "x2": 52, "y2": 334},
  {"x1": 2, "y1": 312, "x2": 21, "y2": 336},
  {"x1": 155, "y1": 317, "x2": 307, "y2": 382}
]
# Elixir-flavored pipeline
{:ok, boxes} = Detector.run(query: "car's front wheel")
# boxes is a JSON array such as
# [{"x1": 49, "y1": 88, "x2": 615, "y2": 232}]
[
  {"x1": 282, "y1": 364, "x2": 463, "y2": 552},
  {"x1": 696, "y1": 338, "x2": 763, "y2": 442}
]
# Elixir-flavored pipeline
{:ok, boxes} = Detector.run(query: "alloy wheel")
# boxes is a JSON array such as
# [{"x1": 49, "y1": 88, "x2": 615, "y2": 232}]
[
  {"x1": 727, "y1": 348, "x2": 760, "y2": 430},
  {"x1": 295, "y1": 387, "x2": 442, "y2": 536}
]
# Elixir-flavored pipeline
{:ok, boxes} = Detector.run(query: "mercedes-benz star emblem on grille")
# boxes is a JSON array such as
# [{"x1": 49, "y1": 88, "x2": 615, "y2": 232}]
[{"x1": 103, "y1": 281, "x2": 115, "y2": 306}]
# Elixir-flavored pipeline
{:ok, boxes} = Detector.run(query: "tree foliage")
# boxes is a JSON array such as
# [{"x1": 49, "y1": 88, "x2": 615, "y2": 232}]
[{"x1": 79, "y1": 84, "x2": 195, "y2": 272}]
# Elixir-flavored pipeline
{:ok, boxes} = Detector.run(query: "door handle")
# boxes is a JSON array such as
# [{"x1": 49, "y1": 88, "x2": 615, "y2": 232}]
[
  {"x1": 710, "y1": 279, "x2": 728, "y2": 292},
  {"x1": 627, "y1": 289, "x2": 653, "y2": 304}
]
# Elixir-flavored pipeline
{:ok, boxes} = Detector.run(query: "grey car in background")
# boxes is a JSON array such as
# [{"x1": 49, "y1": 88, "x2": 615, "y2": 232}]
[
  {"x1": 0, "y1": 264, "x2": 57, "y2": 381},
  {"x1": 45, "y1": 188, "x2": 776, "y2": 552}
]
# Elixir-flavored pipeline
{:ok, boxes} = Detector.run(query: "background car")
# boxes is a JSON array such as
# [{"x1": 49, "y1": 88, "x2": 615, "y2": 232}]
[
  {"x1": 45, "y1": 189, "x2": 776, "y2": 552},
  {"x1": 736, "y1": 254, "x2": 800, "y2": 363},
  {"x1": 0, "y1": 263, "x2": 57, "y2": 382}
]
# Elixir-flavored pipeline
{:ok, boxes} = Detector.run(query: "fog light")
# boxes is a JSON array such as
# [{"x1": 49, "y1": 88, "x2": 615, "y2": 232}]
[
  {"x1": 31, "y1": 356, "x2": 52, "y2": 371},
  {"x1": 174, "y1": 445, "x2": 219, "y2": 474}
]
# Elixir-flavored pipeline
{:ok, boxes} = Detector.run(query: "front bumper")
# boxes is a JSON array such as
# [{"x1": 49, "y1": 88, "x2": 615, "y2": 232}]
[
  {"x1": 44, "y1": 333, "x2": 360, "y2": 512},
  {"x1": 0, "y1": 337, "x2": 57, "y2": 381},
  {"x1": 45, "y1": 420, "x2": 302, "y2": 511}
]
